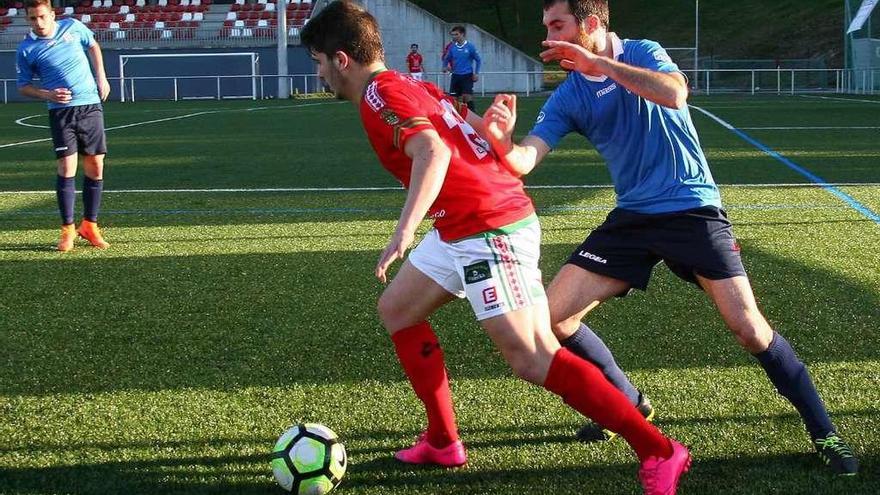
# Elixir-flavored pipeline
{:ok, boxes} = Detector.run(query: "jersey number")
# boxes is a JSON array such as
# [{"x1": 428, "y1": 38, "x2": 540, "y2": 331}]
[{"x1": 439, "y1": 99, "x2": 490, "y2": 160}]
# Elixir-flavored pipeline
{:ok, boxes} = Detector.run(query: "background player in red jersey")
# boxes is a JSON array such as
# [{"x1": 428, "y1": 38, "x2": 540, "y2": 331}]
[
  {"x1": 302, "y1": 3, "x2": 690, "y2": 494},
  {"x1": 406, "y1": 43, "x2": 424, "y2": 81}
]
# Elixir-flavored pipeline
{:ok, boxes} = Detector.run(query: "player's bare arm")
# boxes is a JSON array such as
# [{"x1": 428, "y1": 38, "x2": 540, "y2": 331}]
[
  {"x1": 375, "y1": 129, "x2": 452, "y2": 283},
  {"x1": 541, "y1": 40, "x2": 688, "y2": 109},
  {"x1": 484, "y1": 94, "x2": 551, "y2": 177},
  {"x1": 88, "y1": 41, "x2": 110, "y2": 101},
  {"x1": 18, "y1": 84, "x2": 72, "y2": 104}
]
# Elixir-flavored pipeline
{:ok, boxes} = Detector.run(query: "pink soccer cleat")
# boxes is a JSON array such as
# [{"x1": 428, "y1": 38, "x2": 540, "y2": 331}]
[
  {"x1": 638, "y1": 440, "x2": 691, "y2": 495},
  {"x1": 394, "y1": 432, "x2": 467, "y2": 467}
]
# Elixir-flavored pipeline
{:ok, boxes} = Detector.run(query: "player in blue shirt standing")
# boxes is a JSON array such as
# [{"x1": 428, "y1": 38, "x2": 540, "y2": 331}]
[
  {"x1": 17, "y1": 0, "x2": 111, "y2": 252},
  {"x1": 484, "y1": 0, "x2": 859, "y2": 476},
  {"x1": 442, "y1": 25, "x2": 481, "y2": 112}
]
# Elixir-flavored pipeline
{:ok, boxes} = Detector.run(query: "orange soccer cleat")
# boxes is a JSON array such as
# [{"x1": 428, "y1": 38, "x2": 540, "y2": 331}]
[
  {"x1": 57, "y1": 224, "x2": 77, "y2": 252},
  {"x1": 77, "y1": 219, "x2": 110, "y2": 249}
]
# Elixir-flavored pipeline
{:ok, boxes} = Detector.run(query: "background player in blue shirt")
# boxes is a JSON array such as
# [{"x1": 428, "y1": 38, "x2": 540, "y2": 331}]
[
  {"x1": 17, "y1": 0, "x2": 111, "y2": 252},
  {"x1": 484, "y1": 0, "x2": 858, "y2": 476},
  {"x1": 442, "y1": 25, "x2": 481, "y2": 112}
]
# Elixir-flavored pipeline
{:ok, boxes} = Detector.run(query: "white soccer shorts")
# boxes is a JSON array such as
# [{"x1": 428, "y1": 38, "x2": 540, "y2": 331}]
[
  {"x1": 410, "y1": 72, "x2": 424, "y2": 81},
  {"x1": 408, "y1": 217, "x2": 546, "y2": 321}
]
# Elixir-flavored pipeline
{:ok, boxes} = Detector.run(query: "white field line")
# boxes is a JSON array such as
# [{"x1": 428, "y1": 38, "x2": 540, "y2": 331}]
[
  {"x1": 1, "y1": 101, "x2": 343, "y2": 149},
  {"x1": 14, "y1": 115, "x2": 48, "y2": 129},
  {"x1": 799, "y1": 95, "x2": 880, "y2": 105},
  {"x1": 738, "y1": 126, "x2": 880, "y2": 130},
  {"x1": 2, "y1": 183, "x2": 879, "y2": 195}
]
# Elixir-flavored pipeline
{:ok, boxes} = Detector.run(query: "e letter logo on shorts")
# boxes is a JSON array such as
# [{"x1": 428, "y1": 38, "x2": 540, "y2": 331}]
[
  {"x1": 464, "y1": 260, "x2": 492, "y2": 284},
  {"x1": 482, "y1": 287, "x2": 498, "y2": 304}
]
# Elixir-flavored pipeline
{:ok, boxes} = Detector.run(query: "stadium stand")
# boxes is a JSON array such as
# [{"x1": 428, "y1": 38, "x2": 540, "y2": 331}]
[{"x1": 0, "y1": 0, "x2": 314, "y2": 45}]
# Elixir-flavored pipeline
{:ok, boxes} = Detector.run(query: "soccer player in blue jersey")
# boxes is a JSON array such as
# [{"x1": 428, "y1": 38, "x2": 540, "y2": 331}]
[
  {"x1": 442, "y1": 25, "x2": 481, "y2": 112},
  {"x1": 17, "y1": 0, "x2": 111, "y2": 252},
  {"x1": 484, "y1": 0, "x2": 858, "y2": 476}
]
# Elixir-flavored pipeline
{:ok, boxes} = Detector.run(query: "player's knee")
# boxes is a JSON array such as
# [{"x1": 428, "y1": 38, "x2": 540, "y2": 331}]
[
  {"x1": 549, "y1": 316, "x2": 580, "y2": 341},
  {"x1": 728, "y1": 310, "x2": 773, "y2": 352},
  {"x1": 376, "y1": 293, "x2": 404, "y2": 332}
]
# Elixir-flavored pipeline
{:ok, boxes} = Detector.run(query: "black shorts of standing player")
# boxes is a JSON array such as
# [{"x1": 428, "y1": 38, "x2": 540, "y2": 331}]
[
  {"x1": 566, "y1": 206, "x2": 747, "y2": 294},
  {"x1": 448, "y1": 72, "x2": 475, "y2": 97},
  {"x1": 48, "y1": 104, "x2": 107, "y2": 159}
]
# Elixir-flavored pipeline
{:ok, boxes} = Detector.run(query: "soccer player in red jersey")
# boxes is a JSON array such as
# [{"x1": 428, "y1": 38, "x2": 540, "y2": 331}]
[
  {"x1": 406, "y1": 43, "x2": 424, "y2": 81},
  {"x1": 302, "y1": 3, "x2": 690, "y2": 493}
]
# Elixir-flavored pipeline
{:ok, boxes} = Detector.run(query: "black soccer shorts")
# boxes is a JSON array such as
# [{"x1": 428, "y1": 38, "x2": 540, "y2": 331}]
[{"x1": 48, "y1": 104, "x2": 107, "y2": 159}]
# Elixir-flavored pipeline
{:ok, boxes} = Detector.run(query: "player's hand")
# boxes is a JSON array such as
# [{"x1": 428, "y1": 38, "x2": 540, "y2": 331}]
[
  {"x1": 375, "y1": 228, "x2": 415, "y2": 284},
  {"x1": 472, "y1": 74, "x2": 479, "y2": 82},
  {"x1": 484, "y1": 93, "x2": 517, "y2": 148},
  {"x1": 97, "y1": 77, "x2": 111, "y2": 101},
  {"x1": 540, "y1": 40, "x2": 601, "y2": 74},
  {"x1": 47, "y1": 88, "x2": 72, "y2": 104}
]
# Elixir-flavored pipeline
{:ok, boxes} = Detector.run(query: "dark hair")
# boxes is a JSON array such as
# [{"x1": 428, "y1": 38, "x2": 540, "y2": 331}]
[
  {"x1": 450, "y1": 25, "x2": 465, "y2": 35},
  {"x1": 301, "y1": 0, "x2": 384, "y2": 64},
  {"x1": 411, "y1": 43, "x2": 418, "y2": 49},
  {"x1": 24, "y1": 0, "x2": 51, "y2": 11},
  {"x1": 542, "y1": 0, "x2": 609, "y2": 29}
]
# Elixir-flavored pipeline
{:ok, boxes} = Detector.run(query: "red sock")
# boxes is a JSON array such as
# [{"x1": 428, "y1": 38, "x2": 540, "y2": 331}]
[
  {"x1": 543, "y1": 348, "x2": 672, "y2": 461},
  {"x1": 391, "y1": 322, "x2": 459, "y2": 448}
]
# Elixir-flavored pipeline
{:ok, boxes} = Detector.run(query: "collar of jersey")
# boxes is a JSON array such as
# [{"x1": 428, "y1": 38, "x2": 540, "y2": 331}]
[
  {"x1": 581, "y1": 33, "x2": 623, "y2": 83},
  {"x1": 361, "y1": 68, "x2": 388, "y2": 97},
  {"x1": 454, "y1": 40, "x2": 468, "y2": 48}
]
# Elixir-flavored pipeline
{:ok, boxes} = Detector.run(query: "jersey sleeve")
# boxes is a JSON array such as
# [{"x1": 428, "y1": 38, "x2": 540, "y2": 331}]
[
  {"x1": 630, "y1": 40, "x2": 680, "y2": 74},
  {"x1": 363, "y1": 78, "x2": 435, "y2": 151},
  {"x1": 15, "y1": 48, "x2": 34, "y2": 88},
  {"x1": 528, "y1": 83, "x2": 577, "y2": 149},
  {"x1": 74, "y1": 19, "x2": 96, "y2": 48},
  {"x1": 470, "y1": 45, "x2": 481, "y2": 74}
]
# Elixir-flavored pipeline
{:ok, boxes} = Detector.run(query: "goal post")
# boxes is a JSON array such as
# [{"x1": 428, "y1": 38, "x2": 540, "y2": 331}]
[{"x1": 118, "y1": 52, "x2": 259, "y2": 102}]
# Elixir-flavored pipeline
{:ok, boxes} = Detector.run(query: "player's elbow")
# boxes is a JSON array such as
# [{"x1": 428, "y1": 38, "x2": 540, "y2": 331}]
[{"x1": 668, "y1": 84, "x2": 689, "y2": 109}]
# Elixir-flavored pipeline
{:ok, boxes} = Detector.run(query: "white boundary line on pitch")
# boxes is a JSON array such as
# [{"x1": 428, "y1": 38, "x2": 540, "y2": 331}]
[
  {"x1": 2, "y1": 183, "x2": 880, "y2": 195},
  {"x1": 799, "y1": 95, "x2": 880, "y2": 105},
  {"x1": 739, "y1": 126, "x2": 880, "y2": 130},
  {"x1": 0, "y1": 101, "x2": 343, "y2": 149},
  {"x1": 14, "y1": 115, "x2": 48, "y2": 129}
]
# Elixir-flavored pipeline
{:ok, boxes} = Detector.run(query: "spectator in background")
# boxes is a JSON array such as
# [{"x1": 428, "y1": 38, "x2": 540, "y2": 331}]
[
  {"x1": 406, "y1": 43, "x2": 424, "y2": 81},
  {"x1": 17, "y1": 0, "x2": 111, "y2": 252},
  {"x1": 442, "y1": 25, "x2": 480, "y2": 112}
]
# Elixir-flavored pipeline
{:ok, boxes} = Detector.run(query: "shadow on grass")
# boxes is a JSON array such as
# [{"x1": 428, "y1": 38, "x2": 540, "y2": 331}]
[
  {"x1": 1, "y1": 236, "x2": 878, "y2": 395},
  {"x1": 0, "y1": 433, "x2": 875, "y2": 495}
]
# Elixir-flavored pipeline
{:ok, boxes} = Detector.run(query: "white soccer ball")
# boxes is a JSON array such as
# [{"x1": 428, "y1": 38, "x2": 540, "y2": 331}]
[{"x1": 271, "y1": 423, "x2": 347, "y2": 494}]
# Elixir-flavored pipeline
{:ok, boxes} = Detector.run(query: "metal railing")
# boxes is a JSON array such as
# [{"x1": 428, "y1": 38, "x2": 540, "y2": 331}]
[
  {"x1": 0, "y1": 26, "x2": 304, "y2": 50},
  {"x1": 2, "y1": 69, "x2": 878, "y2": 103}
]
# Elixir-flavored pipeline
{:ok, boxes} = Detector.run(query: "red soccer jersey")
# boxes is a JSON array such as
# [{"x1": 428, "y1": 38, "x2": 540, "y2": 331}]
[
  {"x1": 359, "y1": 70, "x2": 534, "y2": 241},
  {"x1": 406, "y1": 52, "x2": 423, "y2": 73}
]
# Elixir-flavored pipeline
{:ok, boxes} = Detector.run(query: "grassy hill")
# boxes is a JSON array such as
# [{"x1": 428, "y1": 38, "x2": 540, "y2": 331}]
[{"x1": 409, "y1": 0, "x2": 844, "y2": 67}]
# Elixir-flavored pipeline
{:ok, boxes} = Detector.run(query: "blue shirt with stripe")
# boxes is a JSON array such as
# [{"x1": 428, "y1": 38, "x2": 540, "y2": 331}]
[
  {"x1": 443, "y1": 40, "x2": 481, "y2": 75},
  {"x1": 529, "y1": 36, "x2": 721, "y2": 214},
  {"x1": 16, "y1": 18, "x2": 100, "y2": 110}
]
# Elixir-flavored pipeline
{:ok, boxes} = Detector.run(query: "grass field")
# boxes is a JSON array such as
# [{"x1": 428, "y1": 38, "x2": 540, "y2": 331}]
[{"x1": 1, "y1": 94, "x2": 878, "y2": 494}]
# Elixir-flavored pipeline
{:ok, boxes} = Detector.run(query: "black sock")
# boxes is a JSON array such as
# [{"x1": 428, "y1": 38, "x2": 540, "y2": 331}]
[
  {"x1": 561, "y1": 323, "x2": 640, "y2": 405},
  {"x1": 754, "y1": 332, "x2": 834, "y2": 440},
  {"x1": 82, "y1": 176, "x2": 103, "y2": 222},
  {"x1": 56, "y1": 175, "x2": 75, "y2": 225}
]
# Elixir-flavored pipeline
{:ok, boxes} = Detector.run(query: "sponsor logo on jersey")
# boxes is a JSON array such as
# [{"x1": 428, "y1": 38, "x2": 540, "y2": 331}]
[
  {"x1": 364, "y1": 81, "x2": 385, "y2": 111},
  {"x1": 596, "y1": 83, "x2": 618, "y2": 98},
  {"x1": 577, "y1": 250, "x2": 608, "y2": 264},
  {"x1": 536, "y1": 111, "x2": 545, "y2": 124},
  {"x1": 653, "y1": 50, "x2": 673, "y2": 64},
  {"x1": 62, "y1": 32, "x2": 75, "y2": 44},
  {"x1": 380, "y1": 108, "x2": 400, "y2": 125},
  {"x1": 464, "y1": 260, "x2": 492, "y2": 284},
  {"x1": 429, "y1": 209, "x2": 446, "y2": 219},
  {"x1": 482, "y1": 287, "x2": 498, "y2": 304}
]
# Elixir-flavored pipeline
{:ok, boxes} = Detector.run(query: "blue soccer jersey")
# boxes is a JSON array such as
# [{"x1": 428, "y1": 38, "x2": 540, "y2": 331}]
[
  {"x1": 443, "y1": 40, "x2": 481, "y2": 75},
  {"x1": 16, "y1": 18, "x2": 100, "y2": 110},
  {"x1": 529, "y1": 35, "x2": 721, "y2": 214}
]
